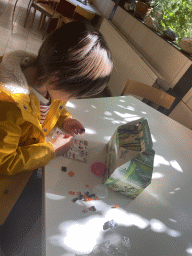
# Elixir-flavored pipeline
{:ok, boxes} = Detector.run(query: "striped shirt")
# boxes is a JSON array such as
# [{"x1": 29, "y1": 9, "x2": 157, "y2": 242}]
[{"x1": 30, "y1": 87, "x2": 52, "y2": 126}]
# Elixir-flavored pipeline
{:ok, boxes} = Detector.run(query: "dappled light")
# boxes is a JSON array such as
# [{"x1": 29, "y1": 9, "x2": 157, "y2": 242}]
[
  {"x1": 103, "y1": 136, "x2": 112, "y2": 141},
  {"x1": 186, "y1": 247, "x2": 192, "y2": 254},
  {"x1": 149, "y1": 219, "x2": 181, "y2": 237},
  {"x1": 47, "y1": 205, "x2": 182, "y2": 254},
  {"x1": 154, "y1": 155, "x2": 170, "y2": 167},
  {"x1": 61, "y1": 218, "x2": 102, "y2": 252},
  {"x1": 104, "y1": 111, "x2": 112, "y2": 116},
  {"x1": 141, "y1": 111, "x2": 147, "y2": 114},
  {"x1": 150, "y1": 219, "x2": 166, "y2": 233},
  {"x1": 103, "y1": 117, "x2": 114, "y2": 120},
  {"x1": 152, "y1": 172, "x2": 164, "y2": 179},
  {"x1": 46, "y1": 193, "x2": 66, "y2": 200},
  {"x1": 170, "y1": 160, "x2": 183, "y2": 172},
  {"x1": 151, "y1": 134, "x2": 156, "y2": 143},
  {"x1": 117, "y1": 105, "x2": 135, "y2": 111},
  {"x1": 169, "y1": 188, "x2": 181, "y2": 194},
  {"x1": 84, "y1": 128, "x2": 96, "y2": 135},
  {"x1": 168, "y1": 218, "x2": 177, "y2": 223},
  {"x1": 47, "y1": 217, "x2": 105, "y2": 254},
  {"x1": 65, "y1": 101, "x2": 76, "y2": 109},
  {"x1": 113, "y1": 111, "x2": 138, "y2": 119},
  {"x1": 91, "y1": 105, "x2": 97, "y2": 109},
  {"x1": 167, "y1": 229, "x2": 181, "y2": 237}
]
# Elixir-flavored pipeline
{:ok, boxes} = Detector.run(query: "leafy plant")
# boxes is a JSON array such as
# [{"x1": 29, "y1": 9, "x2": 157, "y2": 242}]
[{"x1": 154, "y1": 0, "x2": 192, "y2": 44}]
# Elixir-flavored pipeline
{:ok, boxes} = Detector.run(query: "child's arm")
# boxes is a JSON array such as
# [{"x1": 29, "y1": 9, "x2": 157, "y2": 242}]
[
  {"x1": 0, "y1": 102, "x2": 55, "y2": 176},
  {"x1": 56, "y1": 105, "x2": 72, "y2": 129},
  {"x1": 56, "y1": 103, "x2": 85, "y2": 135}
]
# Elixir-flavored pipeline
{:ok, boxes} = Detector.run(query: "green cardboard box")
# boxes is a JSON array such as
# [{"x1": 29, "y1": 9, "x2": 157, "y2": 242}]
[{"x1": 103, "y1": 118, "x2": 155, "y2": 199}]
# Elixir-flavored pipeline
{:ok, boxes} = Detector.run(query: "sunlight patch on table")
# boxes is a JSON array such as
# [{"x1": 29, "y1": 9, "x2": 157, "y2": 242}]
[
  {"x1": 46, "y1": 193, "x2": 66, "y2": 200},
  {"x1": 151, "y1": 134, "x2": 156, "y2": 143},
  {"x1": 117, "y1": 105, "x2": 135, "y2": 111},
  {"x1": 150, "y1": 219, "x2": 166, "y2": 233},
  {"x1": 85, "y1": 128, "x2": 96, "y2": 134},
  {"x1": 186, "y1": 247, "x2": 192, "y2": 254},
  {"x1": 104, "y1": 111, "x2": 112, "y2": 116},
  {"x1": 170, "y1": 160, "x2": 183, "y2": 172},
  {"x1": 168, "y1": 218, "x2": 177, "y2": 223},
  {"x1": 103, "y1": 117, "x2": 114, "y2": 120},
  {"x1": 113, "y1": 111, "x2": 138, "y2": 119},
  {"x1": 152, "y1": 172, "x2": 164, "y2": 179},
  {"x1": 103, "y1": 136, "x2": 111, "y2": 141},
  {"x1": 154, "y1": 155, "x2": 170, "y2": 167},
  {"x1": 167, "y1": 229, "x2": 181, "y2": 237},
  {"x1": 112, "y1": 120, "x2": 121, "y2": 124},
  {"x1": 124, "y1": 117, "x2": 141, "y2": 122},
  {"x1": 149, "y1": 219, "x2": 181, "y2": 237},
  {"x1": 65, "y1": 101, "x2": 76, "y2": 109},
  {"x1": 169, "y1": 187, "x2": 181, "y2": 194},
  {"x1": 55, "y1": 217, "x2": 104, "y2": 254}
]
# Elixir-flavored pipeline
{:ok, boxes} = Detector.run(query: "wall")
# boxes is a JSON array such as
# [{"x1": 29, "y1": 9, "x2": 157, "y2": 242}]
[
  {"x1": 92, "y1": 0, "x2": 192, "y2": 88},
  {"x1": 92, "y1": 0, "x2": 192, "y2": 129}
]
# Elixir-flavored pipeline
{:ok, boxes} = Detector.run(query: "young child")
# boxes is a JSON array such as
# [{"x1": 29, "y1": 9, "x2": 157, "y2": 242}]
[{"x1": 0, "y1": 21, "x2": 113, "y2": 176}]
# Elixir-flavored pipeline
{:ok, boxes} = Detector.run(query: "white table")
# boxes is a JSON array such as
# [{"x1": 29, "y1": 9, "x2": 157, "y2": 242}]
[
  {"x1": 65, "y1": 0, "x2": 101, "y2": 15},
  {"x1": 45, "y1": 96, "x2": 192, "y2": 256}
]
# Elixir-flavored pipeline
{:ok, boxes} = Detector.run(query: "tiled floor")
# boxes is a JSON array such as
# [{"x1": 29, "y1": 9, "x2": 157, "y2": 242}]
[{"x1": 0, "y1": 0, "x2": 44, "y2": 56}]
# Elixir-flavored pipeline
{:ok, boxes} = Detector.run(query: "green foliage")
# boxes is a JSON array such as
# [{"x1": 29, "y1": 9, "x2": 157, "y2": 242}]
[{"x1": 154, "y1": 0, "x2": 192, "y2": 44}]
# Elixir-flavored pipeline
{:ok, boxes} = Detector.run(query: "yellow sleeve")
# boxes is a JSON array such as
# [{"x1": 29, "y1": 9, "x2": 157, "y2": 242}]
[
  {"x1": 56, "y1": 104, "x2": 72, "y2": 128},
  {"x1": 0, "y1": 101, "x2": 55, "y2": 176}
]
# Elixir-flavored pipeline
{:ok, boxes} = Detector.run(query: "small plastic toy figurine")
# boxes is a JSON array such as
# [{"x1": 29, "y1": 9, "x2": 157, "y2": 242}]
[{"x1": 103, "y1": 220, "x2": 118, "y2": 230}]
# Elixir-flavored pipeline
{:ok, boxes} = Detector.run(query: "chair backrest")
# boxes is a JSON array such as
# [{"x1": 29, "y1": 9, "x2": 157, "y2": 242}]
[
  {"x1": 73, "y1": 5, "x2": 95, "y2": 20},
  {"x1": 33, "y1": 0, "x2": 60, "y2": 17},
  {"x1": 121, "y1": 79, "x2": 176, "y2": 110}
]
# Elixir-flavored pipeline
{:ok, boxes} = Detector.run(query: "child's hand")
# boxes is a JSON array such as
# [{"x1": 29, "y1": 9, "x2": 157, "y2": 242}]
[{"x1": 62, "y1": 117, "x2": 85, "y2": 135}]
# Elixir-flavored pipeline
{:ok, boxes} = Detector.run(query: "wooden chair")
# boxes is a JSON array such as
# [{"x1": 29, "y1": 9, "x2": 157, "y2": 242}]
[
  {"x1": 121, "y1": 79, "x2": 176, "y2": 110},
  {"x1": 56, "y1": 5, "x2": 95, "y2": 29},
  {"x1": 72, "y1": 5, "x2": 95, "y2": 20},
  {"x1": 24, "y1": 0, "x2": 61, "y2": 39}
]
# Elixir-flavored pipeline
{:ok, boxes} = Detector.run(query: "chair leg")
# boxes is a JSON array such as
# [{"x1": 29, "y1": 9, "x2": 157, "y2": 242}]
[
  {"x1": 56, "y1": 16, "x2": 62, "y2": 30},
  {"x1": 40, "y1": 15, "x2": 46, "y2": 30},
  {"x1": 38, "y1": 13, "x2": 43, "y2": 27},
  {"x1": 26, "y1": 0, "x2": 33, "y2": 14},
  {"x1": 38, "y1": 13, "x2": 45, "y2": 29},
  {"x1": 42, "y1": 16, "x2": 52, "y2": 40},
  {"x1": 30, "y1": 8, "x2": 36, "y2": 27},
  {"x1": 24, "y1": 6, "x2": 32, "y2": 28}
]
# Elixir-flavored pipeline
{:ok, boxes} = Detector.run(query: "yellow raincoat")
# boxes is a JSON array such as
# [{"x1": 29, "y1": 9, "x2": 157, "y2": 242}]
[{"x1": 0, "y1": 50, "x2": 72, "y2": 224}]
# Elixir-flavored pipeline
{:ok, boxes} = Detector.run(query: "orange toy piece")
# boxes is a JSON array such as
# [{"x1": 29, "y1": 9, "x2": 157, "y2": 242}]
[
  {"x1": 112, "y1": 205, "x2": 119, "y2": 208},
  {"x1": 69, "y1": 191, "x2": 75, "y2": 195},
  {"x1": 95, "y1": 197, "x2": 99, "y2": 200},
  {"x1": 89, "y1": 207, "x2": 93, "y2": 211},
  {"x1": 85, "y1": 185, "x2": 89, "y2": 188},
  {"x1": 68, "y1": 171, "x2": 75, "y2": 177},
  {"x1": 85, "y1": 198, "x2": 93, "y2": 202}
]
